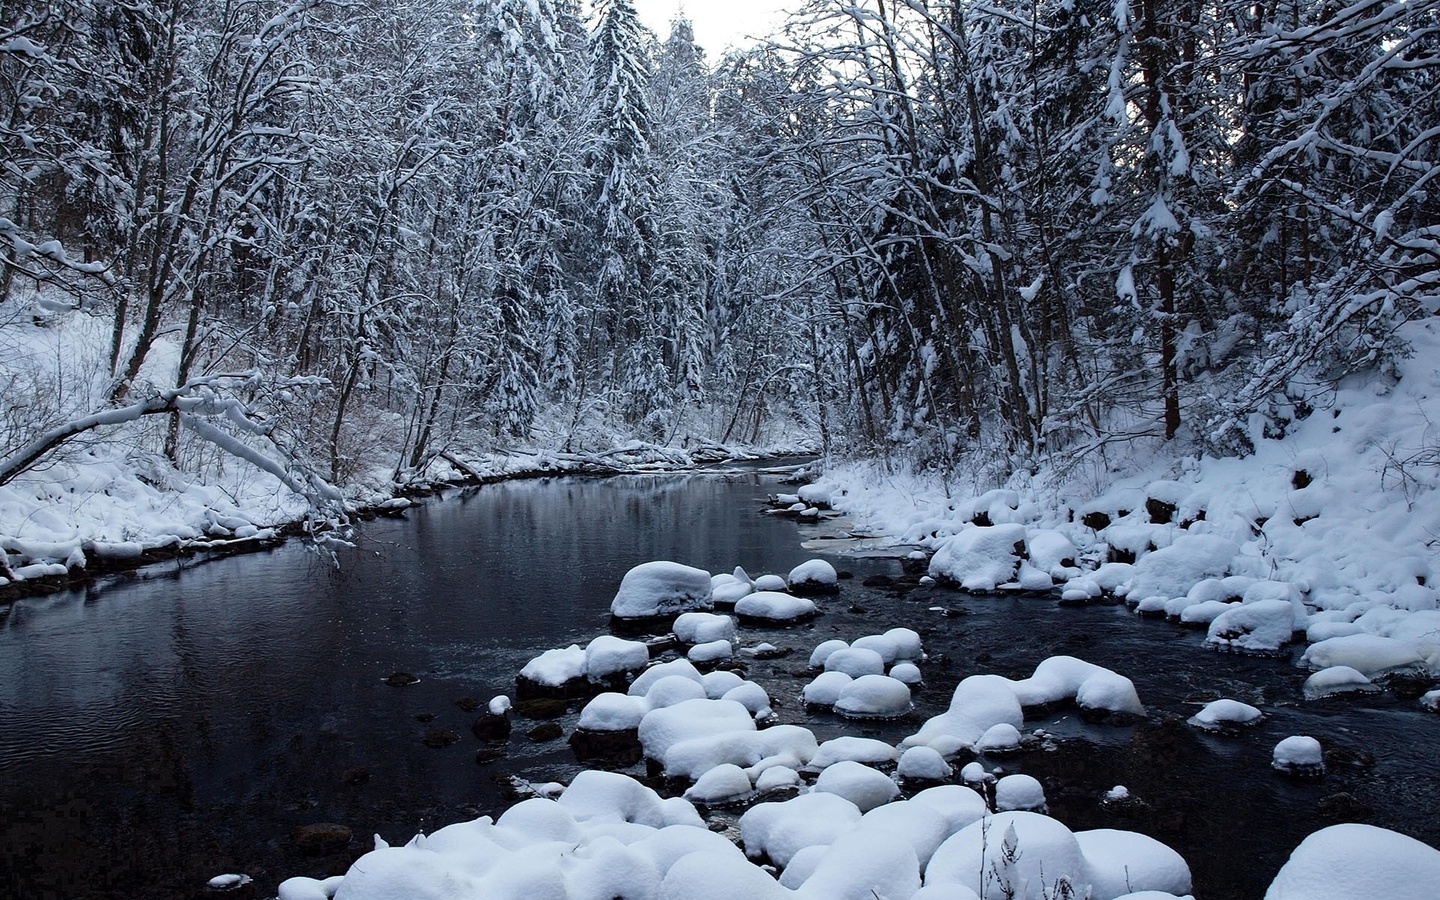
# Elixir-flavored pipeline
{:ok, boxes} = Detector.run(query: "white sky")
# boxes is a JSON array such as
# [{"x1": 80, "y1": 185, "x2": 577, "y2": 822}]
[{"x1": 628, "y1": 1, "x2": 793, "y2": 53}]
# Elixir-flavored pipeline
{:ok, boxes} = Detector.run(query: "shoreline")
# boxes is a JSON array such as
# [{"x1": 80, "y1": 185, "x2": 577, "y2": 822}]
[{"x1": 0, "y1": 455, "x2": 811, "y2": 606}]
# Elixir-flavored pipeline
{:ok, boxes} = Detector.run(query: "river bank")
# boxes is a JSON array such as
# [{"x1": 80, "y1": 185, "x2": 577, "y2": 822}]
[{"x1": 0, "y1": 445, "x2": 813, "y2": 604}]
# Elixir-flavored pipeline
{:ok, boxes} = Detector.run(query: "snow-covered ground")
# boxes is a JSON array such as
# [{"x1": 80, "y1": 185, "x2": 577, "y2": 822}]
[{"x1": 802, "y1": 317, "x2": 1440, "y2": 694}]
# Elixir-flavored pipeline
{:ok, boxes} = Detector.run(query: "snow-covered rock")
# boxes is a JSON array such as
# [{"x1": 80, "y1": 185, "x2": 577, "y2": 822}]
[
  {"x1": 1303, "y1": 665, "x2": 1380, "y2": 699},
  {"x1": 834, "y1": 674, "x2": 913, "y2": 719},
  {"x1": 1187, "y1": 699, "x2": 1263, "y2": 732},
  {"x1": 926, "y1": 811, "x2": 1086, "y2": 900},
  {"x1": 682, "y1": 764, "x2": 754, "y2": 807},
  {"x1": 673, "y1": 612, "x2": 736, "y2": 645},
  {"x1": 1300, "y1": 634, "x2": 1428, "y2": 677},
  {"x1": 995, "y1": 774, "x2": 1047, "y2": 812},
  {"x1": 611, "y1": 561, "x2": 713, "y2": 619},
  {"x1": 897, "y1": 746, "x2": 952, "y2": 782},
  {"x1": 584, "y1": 635, "x2": 649, "y2": 680},
  {"x1": 823, "y1": 646, "x2": 886, "y2": 678},
  {"x1": 738, "y1": 792, "x2": 863, "y2": 867},
  {"x1": 811, "y1": 760, "x2": 900, "y2": 812},
  {"x1": 1206, "y1": 598, "x2": 1297, "y2": 653},
  {"x1": 928, "y1": 524, "x2": 1027, "y2": 591},
  {"x1": 788, "y1": 559, "x2": 838, "y2": 593},
  {"x1": 735, "y1": 591, "x2": 817, "y2": 623},
  {"x1": 1265, "y1": 824, "x2": 1440, "y2": 900},
  {"x1": 1076, "y1": 829, "x2": 1193, "y2": 900},
  {"x1": 1272, "y1": 735, "x2": 1325, "y2": 776}
]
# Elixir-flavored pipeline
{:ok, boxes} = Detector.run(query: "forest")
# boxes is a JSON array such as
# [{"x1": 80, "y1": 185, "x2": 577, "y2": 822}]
[{"x1": 2, "y1": 0, "x2": 1437, "y2": 508}]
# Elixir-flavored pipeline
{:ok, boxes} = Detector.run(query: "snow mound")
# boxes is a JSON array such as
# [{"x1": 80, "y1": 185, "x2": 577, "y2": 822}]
[
  {"x1": 1121, "y1": 534, "x2": 1239, "y2": 602},
  {"x1": 926, "y1": 811, "x2": 1087, "y2": 900},
  {"x1": 1272, "y1": 735, "x2": 1325, "y2": 776},
  {"x1": 738, "y1": 791, "x2": 863, "y2": 867},
  {"x1": 673, "y1": 612, "x2": 736, "y2": 645},
  {"x1": 788, "y1": 559, "x2": 838, "y2": 593},
  {"x1": 1206, "y1": 599, "x2": 1297, "y2": 654},
  {"x1": 897, "y1": 746, "x2": 952, "y2": 782},
  {"x1": 928, "y1": 524, "x2": 1027, "y2": 591},
  {"x1": 1187, "y1": 699, "x2": 1264, "y2": 732},
  {"x1": 808, "y1": 736, "x2": 901, "y2": 771},
  {"x1": 995, "y1": 774, "x2": 1046, "y2": 812},
  {"x1": 812, "y1": 760, "x2": 900, "y2": 813},
  {"x1": 1300, "y1": 634, "x2": 1428, "y2": 677},
  {"x1": 1265, "y1": 824, "x2": 1440, "y2": 900},
  {"x1": 610, "y1": 561, "x2": 713, "y2": 619},
  {"x1": 1077, "y1": 829, "x2": 1193, "y2": 900},
  {"x1": 834, "y1": 674, "x2": 913, "y2": 719},
  {"x1": 1303, "y1": 665, "x2": 1380, "y2": 699},
  {"x1": 734, "y1": 591, "x2": 817, "y2": 623}
]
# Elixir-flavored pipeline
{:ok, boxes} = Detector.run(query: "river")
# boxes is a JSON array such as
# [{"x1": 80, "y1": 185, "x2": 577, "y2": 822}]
[{"x1": 1, "y1": 472, "x2": 1436, "y2": 899}]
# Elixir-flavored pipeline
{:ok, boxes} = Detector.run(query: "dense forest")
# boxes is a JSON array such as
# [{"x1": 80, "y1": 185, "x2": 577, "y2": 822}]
[{"x1": 2, "y1": 0, "x2": 1437, "y2": 506}]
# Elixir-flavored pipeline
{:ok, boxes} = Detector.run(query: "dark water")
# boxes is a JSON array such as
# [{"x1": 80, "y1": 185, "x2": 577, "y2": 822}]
[{"x1": 1, "y1": 474, "x2": 1437, "y2": 899}]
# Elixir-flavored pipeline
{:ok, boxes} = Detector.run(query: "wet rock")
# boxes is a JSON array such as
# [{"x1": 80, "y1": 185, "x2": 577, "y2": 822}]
[
  {"x1": 514, "y1": 673, "x2": 592, "y2": 701},
  {"x1": 474, "y1": 748, "x2": 506, "y2": 766},
  {"x1": 205, "y1": 874, "x2": 255, "y2": 898},
  {"x1": 471, "y1": 712, "x2": 512, "y2": 742},
  {"x1": 340, "y1": 768, "x2": 369, "y2": 786},
  {"x1": 422, "y1": 728, "x2": 460, "y2": 749},
  {"x1": 455, "y1": 696, "x2": 482, "y2": 713},
  {"x1": 1081, "y1": 511, "x2": 1111, "y2": 531},
  {"x1": 1146, "y1": 497, "x2": 1176, "y2": 525},
  {"x1": 414, "y1": 712, "x2": 436, "y2": 723},
  {"x1": 1316, "y1": 792, "x2": 1372, "y2": 821},
  {"x1": 291, "y1": 823, "x2": 352, "y2": 856},
  {"x1": 384, "y1": 672, "x2": 419, "y2": 687},
  {"x1": 1323, "y1": 746, "x2": 1376, "y2": 770},
  {"x1": 526, "y1": 722, "x2": 564, "y2": 743},
  {"x1": 1377, "y1": 670, "x2": 1435, "y2": 699},
  {"x1": 749, "y1": 645, "x2": 792, "y2": 661},
  {"x1": 513, "y1": 697, "x2": 570, "y2": 719},
  {"x1": 569, "y1": 728, "x2": 644, "y2": 766},
  {"x1": 862, "y1": 575, "x2": 893, "y2": 588}
]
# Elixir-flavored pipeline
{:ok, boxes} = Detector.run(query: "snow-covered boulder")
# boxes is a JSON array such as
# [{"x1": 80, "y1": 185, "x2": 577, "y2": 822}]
[
  {"x1": 897, "y1": 746, "x2": 952, "y2": 783},
  {"x1": 995, "y1": 774, "x2": 1047, "y2": 813},
  {"x1": 811, "y1": 760, "x2": 900, "y2": 812},
  {"x1": 802, "y1": 671, "x2": 853, "y2": 707},
  {"x1": 1121, "y1": 534, "x2": 1239, "y2": 602},
  {"x1": 788, "y1": 559, "x2": 839, "y2": 595},
  {"x1": 739, "y1": 792, "x2": 863, "y2": 867},
  {"x1": 1206, "y1": 599, "x2": 1297, "y2": 654},
  {"x1": 1076, "y1": 829, "x2": 1193, "y2": 900},
  {"x1": 926, "y1": 811, "x2": 1087, "y2": 900},
  {"x1": 808, "y1": 736, "x2": 901, "y2": 771},
  {"x1": 976, "y1": 722, "x2": 1024, "y2": 755},
  {"x1": 1300, "y1": 634, "x2": 1428, "y2": 677},
  {"x1": 928, "y1": 524, "x2": 1027, "y2": 591},
  {"x1": 584, "y1": 635, "x2": 649, "y2": 681},
  {"x1": 1303, "y1": 665, "x2": 1380, "y2": 699},
  {"x1": 683, "y1": 764, "x2": 754, "y2": 807},
  {"x1": 823, "y1": 646, "x2": 886, "y2": 678},
  {"x1": 809, "y1": 639, "x2": 850, "y2": 668},
  {"x1": 905, "y1": 674, "x2": 1025, "y2": 753},
  {"x1": 1187, "y1": 699, "x2": 1263, "y2": 732},
  {"x1": 1027, "y1": 529, "x2": 1078, "y2": 578},
  {"x1": 1272, "y1": 735, "x2": 1325, "y2": 776},
  {"x1": 735, "y1": 591, "x2": 817, "y2": 623},
  {"x1": 1265, "y1": 824, "x2": 1440, "y2": 900},
  {"x1": 673, "y1": 612, "x2": 736, "y2": 645},
  {"x1": 834, "y1": 674, "x2": 913, "y2": 719},
  {"x1": 688, "y1": 639, "x2": 734, "y2": 665},
  {"x1": 611, "y1": 561, "x2": 713, "y2": 619}
]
